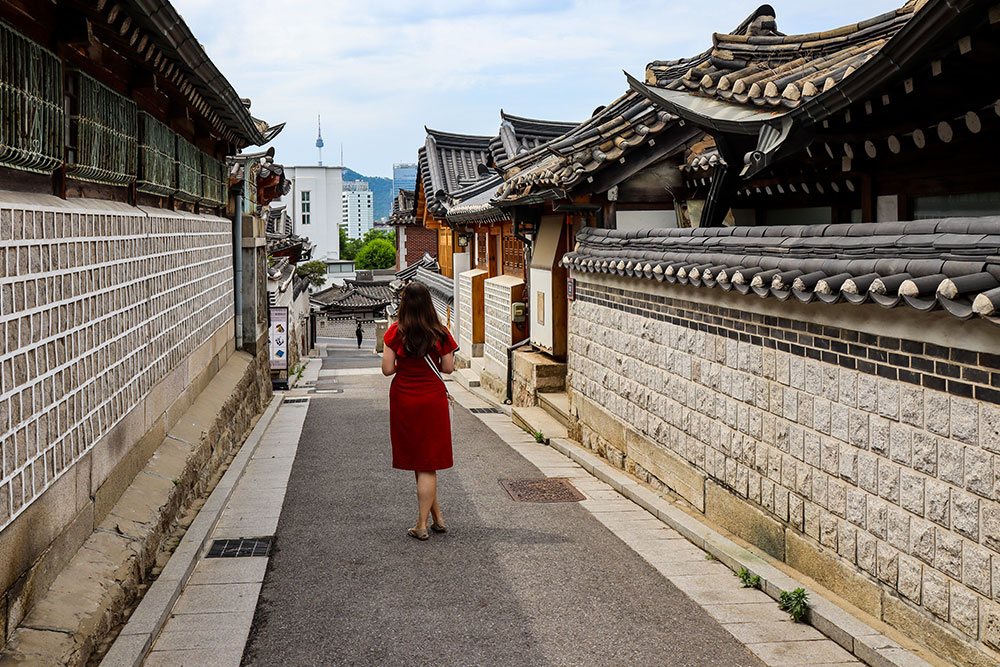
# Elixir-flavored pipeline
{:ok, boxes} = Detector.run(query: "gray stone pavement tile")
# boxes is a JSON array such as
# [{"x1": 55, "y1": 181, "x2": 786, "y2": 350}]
[
  {"x1": 212, "y1": 513, "x2": 280, "y2": 538},
  {"x1": 144, "y1": 646, "x2": 243, "y2": 667},
  {"x1": 669, "y1": 574, "x2": 774, "y2": 605},
  {"x1": 723, "y1": 619, "x2": 828, "y2": 644},
  {"x1": 151, "y1": 627, "x2": 250, "y2": 652},
  {"x1": 645, "y1": 558, "x2": 730, "y2": 577},
  {"x1": 158, "y1": 611, "x2": 256, "y2": 634},
  {"x1": 169, "y1": 583, "x2": 261, "y2": 615},
  {"x1": 747, "y1": 638, "x2": 857, "y2": 665},
  {"x1": 702, "y1": 602, "x2": 794, "y2": 624},
  {"x1": 186, "y1": 558, "x2": 268, "y2": 586},
  {"x1": 234, "y1": 469, "x2": 292, "y2": 490}
]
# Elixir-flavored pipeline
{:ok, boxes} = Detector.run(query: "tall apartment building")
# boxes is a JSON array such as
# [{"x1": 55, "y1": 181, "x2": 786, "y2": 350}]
[
  {"x1": 280, "y1": 166, "x2": 344, "y2": 271},
  {"x1": 392, "y1": 162, "x2": 417, "y2": 198},
  {"x1": 343, "y1": 180, "x2": 374, "y2": 239}
]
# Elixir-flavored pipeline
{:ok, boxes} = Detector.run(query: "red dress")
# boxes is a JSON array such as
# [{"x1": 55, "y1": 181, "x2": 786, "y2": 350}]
[{"x1": 384, "y1": 323, "x2": 459, "y2": 471}]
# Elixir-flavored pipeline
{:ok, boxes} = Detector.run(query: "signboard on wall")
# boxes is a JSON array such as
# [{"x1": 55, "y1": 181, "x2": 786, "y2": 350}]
[
  {"x1": 269, "y1": 307, "x2": 289, "y2": 370},
  {"x1": 567, "y1": 277, "x2": 575, "y2": 301}
]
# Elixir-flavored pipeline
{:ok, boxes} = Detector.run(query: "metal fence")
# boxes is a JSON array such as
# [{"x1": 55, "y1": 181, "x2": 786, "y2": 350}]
[
  {"x1": 67, "y1": 70, "x2": 138, "y2": 186},
  {"x1": 0, "y1": 20, "x2": 63, "y2": 173},
  {"x1": 137, "y1": 112, "x2": 176, "y2": 196}
]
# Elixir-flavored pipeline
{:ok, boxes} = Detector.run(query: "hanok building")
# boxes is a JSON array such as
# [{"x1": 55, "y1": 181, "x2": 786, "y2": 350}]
[
  {"x1": 489, "y1": 92, "x2": 701, "y2": 402},
  {"x1": 557, "y1": 1, "x2": 1000, "y2": 663},
  {"x1": 436, "y1": 113, "x2": 579, "y2": 393},
  {"x1": 0, "y1": 0, "x2": 280, "y2": 661}
]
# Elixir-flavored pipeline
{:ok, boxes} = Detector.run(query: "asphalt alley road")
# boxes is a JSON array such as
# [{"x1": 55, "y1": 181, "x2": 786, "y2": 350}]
[{"x1": 241, "y1": 342, "x2": 763, "y2": 666}]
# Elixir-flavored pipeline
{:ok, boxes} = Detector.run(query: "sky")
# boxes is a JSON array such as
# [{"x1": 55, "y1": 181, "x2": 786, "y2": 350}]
[{"x1": 172, "y1": 0, "x2": 904, "y2": 178}]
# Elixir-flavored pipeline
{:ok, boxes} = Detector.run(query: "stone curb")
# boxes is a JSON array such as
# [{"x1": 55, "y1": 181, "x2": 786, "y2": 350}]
[
  {"x1": 546, "y1": 436, "x2": 935, "y2": 667},
  {"x1": 100, "y1": 393, "x2": 283, "y2": 667}
]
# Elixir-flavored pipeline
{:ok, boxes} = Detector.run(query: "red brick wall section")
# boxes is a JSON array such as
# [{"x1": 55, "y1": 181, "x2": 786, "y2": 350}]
[{"x1": 405, "y1": 226, "x2": 438, "y2": 266}]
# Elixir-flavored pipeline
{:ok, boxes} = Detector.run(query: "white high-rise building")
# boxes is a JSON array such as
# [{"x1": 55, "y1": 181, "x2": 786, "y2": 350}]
[
  {"x1": 342, "y1": 181, "x2": 374, "y2": 239},
  {"x1": 278, "y1": 165, "x2": 345, "y2": 274}
]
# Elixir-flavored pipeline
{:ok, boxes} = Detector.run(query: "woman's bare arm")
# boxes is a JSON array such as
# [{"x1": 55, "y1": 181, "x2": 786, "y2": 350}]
[
  {"x1": 440, "y1": 352, "x2": 455, "y2": 374},
  {"x1": 381, "y1": 344, "x2": 397, "y2": 376}
]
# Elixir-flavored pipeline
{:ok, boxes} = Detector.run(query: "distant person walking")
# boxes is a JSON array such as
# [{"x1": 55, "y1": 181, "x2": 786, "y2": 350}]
[
  {"x1": 355, "y1": 321, "x2": 363, "y2": 349},
  {"x1": 381, "y1": 282, "x2": 458, "y2": 540}
]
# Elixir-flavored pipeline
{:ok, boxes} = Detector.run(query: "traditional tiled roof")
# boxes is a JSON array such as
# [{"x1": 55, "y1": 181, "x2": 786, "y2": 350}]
[
  {"x1": 415, "y1": 112, "x2": 579, "y2": 224},
  {"x1": 311, "y1": 285, "x2": 390, "y2": 311},
  {"x1": 396, "y1": 254, "x2": 440, "y2": 281},
  {"x1": 489, "y1": 111, "x2": 579, "y2": 167},
  {"x1": 388, "y1": 188, "x2": 417, "y2": 226},
  {"x1": 563, "y1": 220, "x2": 1000, "y2": 323},
  {"x1": 493, "y1": 91, "x2": 691, "y2": 205},
  {"x1": 645, "y1": 3, "x2": 918, "y2": 110},
  {"x1": 417, "y1": 129, "x2": 494, "y2": 216},
  {"x1": 343, "y1": 278, "x2": 395, "y2": 302},
  {"x1": 113, "y1": 0, "x2": 271, "y2": 147}
]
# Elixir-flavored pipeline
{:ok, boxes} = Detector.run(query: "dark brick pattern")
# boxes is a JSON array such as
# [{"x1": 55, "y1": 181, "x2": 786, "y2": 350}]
[{"x1": 576, "y1": 283, "x2": 1000, "y2": 405}]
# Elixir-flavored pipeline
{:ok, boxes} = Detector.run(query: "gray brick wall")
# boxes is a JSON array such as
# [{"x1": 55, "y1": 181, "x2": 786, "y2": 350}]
[
  {"x1": 569, "y1": 277, "x2": 1000, "y2": 651},
  {"x1": 0, "y1": 200, "x2": 233, "y2": 530}
]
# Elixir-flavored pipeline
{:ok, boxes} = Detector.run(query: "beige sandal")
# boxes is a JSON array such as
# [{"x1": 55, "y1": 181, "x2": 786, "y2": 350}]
[
  {"x1": 430, "y1": 520, "x2": 448, "y2": 533},
  {"x1": 407, "y1": 526, "x2": 429, "y2": 540}
]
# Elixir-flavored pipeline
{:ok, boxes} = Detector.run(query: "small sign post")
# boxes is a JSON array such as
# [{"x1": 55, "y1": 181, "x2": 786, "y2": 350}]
[
  {"x1": 567, "y1": 277, "x2": 575, "y2": 301},
  {"x1": 269, "y1": 306, "x2": 289, "y2": 388}
]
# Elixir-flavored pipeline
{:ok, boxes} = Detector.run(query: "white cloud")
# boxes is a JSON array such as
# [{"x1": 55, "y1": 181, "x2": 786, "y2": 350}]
[{"x1": 173, "y1": 0, "x2": 904, "y2": 176}]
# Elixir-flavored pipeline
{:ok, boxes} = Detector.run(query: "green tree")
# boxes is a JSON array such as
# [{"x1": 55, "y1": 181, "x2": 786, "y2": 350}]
[
  {"x1": 339, "y1": 225, "x2": 364, "y2": 260},
  {"x1": 361, "y1": 228, "x2": 395, "y2": 247},
  {"x1": 296, "y1": 260, "x2": 328, "y2": 287},
  {"x1": 354, "y1": 238, "x2": 396, "y2": 270}
]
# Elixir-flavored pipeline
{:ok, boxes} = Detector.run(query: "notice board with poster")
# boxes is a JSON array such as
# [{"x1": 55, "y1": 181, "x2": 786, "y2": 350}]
[{"x1": 269, "y1": 307, "x2": 289, "y2": 373}]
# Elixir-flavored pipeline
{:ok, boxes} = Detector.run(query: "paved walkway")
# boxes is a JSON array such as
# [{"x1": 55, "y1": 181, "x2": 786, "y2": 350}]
[{"x1": 139, "y1": 342, "x2": 862, "y2": 666}]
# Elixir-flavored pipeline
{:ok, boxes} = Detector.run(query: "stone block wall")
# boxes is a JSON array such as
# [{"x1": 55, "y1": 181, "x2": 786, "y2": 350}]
[
  {"x1": 0, "y1": 194, "x2": 241, "y2": 641},
  {"x1": 0, "y1": 197, "x2": 232, "y2": 530},
  {"x1": 568, "y1": 271, "x2": 1000, "y2": 664},
  {"x1": 482, "y1": 275, "x2": 523, "y2": 396}
]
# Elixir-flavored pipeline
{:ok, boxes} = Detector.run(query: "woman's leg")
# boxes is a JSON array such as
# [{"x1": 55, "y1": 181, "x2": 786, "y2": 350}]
[
  {"x1": 430, "y1": 483, "x2": 444, "y2": 525},
  {"x1": 414, "y1": 471, "x2": 436, "y2": 531}
]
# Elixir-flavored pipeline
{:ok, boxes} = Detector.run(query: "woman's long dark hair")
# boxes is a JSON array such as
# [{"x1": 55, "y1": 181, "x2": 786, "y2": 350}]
[{"x1": 397, "y1": 282, "x2": 449, "y2": 358}]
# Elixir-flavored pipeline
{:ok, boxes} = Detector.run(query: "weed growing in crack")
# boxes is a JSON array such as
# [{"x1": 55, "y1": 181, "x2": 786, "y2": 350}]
[
  {"x1": 736, "y1": 567, "x2": 761, "y2": 589},
  {"x1": 779, "y1": 588, "x2": 810, "y2": 622}
]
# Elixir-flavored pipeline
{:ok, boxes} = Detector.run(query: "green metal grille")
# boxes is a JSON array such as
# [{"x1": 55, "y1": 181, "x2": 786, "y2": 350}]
[
  {"x1": 137, "y1": 112, "x2": 177, "y2": 196},
  {"x1": 67, "y1": 70, "x2": 137, "y2": 186},
  {"x1": 200, "y1": 152, "x2": 227, "y2": 206},
  {"x1": 0, "y1": 21, "x2": 64, "y2": 173},
  {"x1": 176, "y1": 136, "x2": 202, "y2": 202}
]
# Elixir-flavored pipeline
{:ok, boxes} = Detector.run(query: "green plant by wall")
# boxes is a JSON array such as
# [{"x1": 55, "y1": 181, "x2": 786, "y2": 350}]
[
  {"x1": 534, "y1": 431, "x2": 546, "y2": 443},
  {"x1": 736, "y1": 568, "x2": 761, "y2": 589},
  {"x1": 778, "y1": 588, "x2": 810, "y2": 622}
]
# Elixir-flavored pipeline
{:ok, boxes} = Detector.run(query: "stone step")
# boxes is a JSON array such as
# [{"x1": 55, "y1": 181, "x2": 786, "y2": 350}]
[
  {"x1": 537, "y1": 391, "x2": 570, "y2": 429},
  {"x1": 511, "y1": 405, "x2": 568, "y2": 444},
  {"x1": 455, "y1": 367, "x2": 480, "y2": 388}
]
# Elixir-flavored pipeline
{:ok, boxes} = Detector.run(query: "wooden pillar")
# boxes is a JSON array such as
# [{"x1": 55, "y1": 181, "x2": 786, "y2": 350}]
[{"x1": 860, "y1": 174, "x2": 874, "y2": 222}]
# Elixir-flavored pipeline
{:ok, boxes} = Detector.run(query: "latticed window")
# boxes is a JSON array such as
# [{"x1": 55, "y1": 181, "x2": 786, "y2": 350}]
[
  {"x1": 67, "y1": 70, "x2": 137, "y2": 185},
  {"x1": 502, "y1": 232, "x2": 524, "y2": 274},
  {"x1": 176, "y1": 136, "x2": 202, "y2": 203},
  {"x1": 477, "y1": 231, "x2": 488, "y2": 268},
  {"x1": 0, "y1": 21, "x2": 64, "y2": 173},
  {"x1": 201, "y1": 153, "x2": 227, "y2": 206},
  {"x1": 137, "y1": 112, "x2": 176, "y2": 196}
]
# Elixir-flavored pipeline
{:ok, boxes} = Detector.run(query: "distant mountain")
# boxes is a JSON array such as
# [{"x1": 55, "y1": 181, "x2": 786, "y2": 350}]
[{"x1": 343, "y1": 168, "x2": 393, "y2": 222}]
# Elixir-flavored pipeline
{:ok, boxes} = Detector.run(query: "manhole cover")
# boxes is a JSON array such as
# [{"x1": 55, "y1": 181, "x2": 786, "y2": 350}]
[
  {"x1": 470, "y1": 407, "x2": 503, "y2": 414},
  {"x1": 206, "y1": 537, "x2": 272, "y2": 558},
  {"x1": 283, "y1": 398, "x2": 309, "y2": 405},
  {"x1": 499, "y1": 478, "x2": 585, "y2": 503}
]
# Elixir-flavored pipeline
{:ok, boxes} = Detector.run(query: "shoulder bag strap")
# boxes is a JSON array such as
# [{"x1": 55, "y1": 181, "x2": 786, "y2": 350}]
[{"x1": 424, "y1": 354, "x2": 452, "y2": 399}]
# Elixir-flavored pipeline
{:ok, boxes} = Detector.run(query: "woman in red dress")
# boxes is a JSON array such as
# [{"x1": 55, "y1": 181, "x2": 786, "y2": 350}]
[{"x1": 381, "y1": 282, "x2": 458, "y2": 540}]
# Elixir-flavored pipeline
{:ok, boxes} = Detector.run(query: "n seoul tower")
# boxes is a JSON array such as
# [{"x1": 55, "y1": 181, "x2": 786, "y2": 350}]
[{"x1": 316, "y1": 115, "x2": 324, "y2": 166}]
